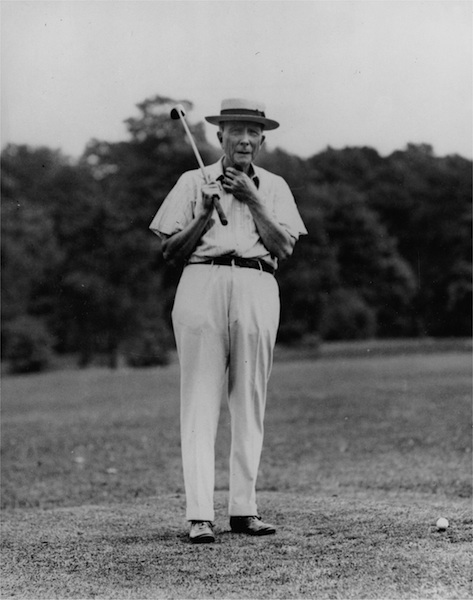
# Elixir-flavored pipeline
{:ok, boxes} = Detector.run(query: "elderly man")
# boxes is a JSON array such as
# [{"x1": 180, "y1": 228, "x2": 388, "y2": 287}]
[{"x1": 150, "y1": 99, "x2": 307, "y2": 543}]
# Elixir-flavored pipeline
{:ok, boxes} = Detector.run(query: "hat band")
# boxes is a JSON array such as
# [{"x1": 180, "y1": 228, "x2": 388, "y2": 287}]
[{"x1": 220, "y1": 108, "x2": 266, "y2": 118}]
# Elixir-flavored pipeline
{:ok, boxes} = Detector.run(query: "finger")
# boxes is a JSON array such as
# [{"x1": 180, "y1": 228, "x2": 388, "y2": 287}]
[{"x1": 227, "y1": 167, "x2": 244, "y2": 177}]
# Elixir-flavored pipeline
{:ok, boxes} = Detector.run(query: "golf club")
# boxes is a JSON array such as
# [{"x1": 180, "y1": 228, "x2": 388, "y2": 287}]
[{"x1": 170, "y1": 104, "x2": 228, "y2": 226}]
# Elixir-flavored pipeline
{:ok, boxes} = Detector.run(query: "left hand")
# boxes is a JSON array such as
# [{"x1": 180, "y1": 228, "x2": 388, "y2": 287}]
[{"x1": 222, "y1": 168, "x2": 258, "y2": 202}]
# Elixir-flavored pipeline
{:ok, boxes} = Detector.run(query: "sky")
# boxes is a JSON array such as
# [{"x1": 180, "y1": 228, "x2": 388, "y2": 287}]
[{"x1": 1, "y1": 0, "x2": 472, "y2": 160}]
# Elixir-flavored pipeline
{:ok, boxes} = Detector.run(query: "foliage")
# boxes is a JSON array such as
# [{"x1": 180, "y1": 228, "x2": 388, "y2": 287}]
[
  {"x1": 319, "y1": 288, "x2": 377, "y2": 340},
  {"x1": 309, "y1": 144, "x2": 472, "y2": 336},
  {"x1": 1, "y1": 147, "x2": 66, "y2": 324},
  {"x1": 2, "y1": 315, "x2": 56, "y2": 374},
  {"x1": 124, "y1": 319, "x2": 173, "y2": 367},
  {"x1": 1, "y1": 95, "x2": 471, "y2": 370}
]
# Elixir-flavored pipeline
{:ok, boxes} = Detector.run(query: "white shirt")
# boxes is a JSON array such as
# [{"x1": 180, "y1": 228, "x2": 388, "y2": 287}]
[{"x1": 149, "y1": 159, "x2": 307, "y2": 269}]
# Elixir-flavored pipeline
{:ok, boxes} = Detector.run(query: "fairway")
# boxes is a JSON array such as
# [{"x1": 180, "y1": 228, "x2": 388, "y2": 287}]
[{"x1": 1, "y1": 346, "x2": 472, "y2": 599}]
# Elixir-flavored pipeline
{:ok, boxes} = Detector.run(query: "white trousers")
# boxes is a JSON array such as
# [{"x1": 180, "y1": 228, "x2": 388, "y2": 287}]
[{"x1": 172, "y1": 263, "x2": 280, "y2": 521}]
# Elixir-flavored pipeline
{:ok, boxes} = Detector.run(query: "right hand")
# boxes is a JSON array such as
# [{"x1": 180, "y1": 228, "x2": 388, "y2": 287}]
[{"x1": 202, "y1": 182, "x2": 223, "y2": 210}]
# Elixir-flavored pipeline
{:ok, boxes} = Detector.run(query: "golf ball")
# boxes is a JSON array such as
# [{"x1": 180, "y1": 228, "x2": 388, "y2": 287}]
[{"x1": 436, "y1": 517, "x2": 449, "y2": 530}]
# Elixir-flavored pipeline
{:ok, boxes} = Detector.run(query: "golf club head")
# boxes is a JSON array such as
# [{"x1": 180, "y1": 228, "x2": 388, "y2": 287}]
[{"x1": 170, "y1": 104, "x2": 186, "y2": 120}]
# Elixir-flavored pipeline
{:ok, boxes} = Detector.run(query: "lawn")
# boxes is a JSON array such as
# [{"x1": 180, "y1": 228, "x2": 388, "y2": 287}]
[{"x1": 1, "y1": 342, "x2": 472, "y2": 598}]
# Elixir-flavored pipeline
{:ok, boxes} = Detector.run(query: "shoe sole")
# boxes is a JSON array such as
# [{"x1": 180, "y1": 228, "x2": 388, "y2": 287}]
[
  {"x1": 230, "y1": 528, "x2": 276, "y2": 536},
  {"x1": 190, "y1": 535, "x2": 215, "y2": 544}
]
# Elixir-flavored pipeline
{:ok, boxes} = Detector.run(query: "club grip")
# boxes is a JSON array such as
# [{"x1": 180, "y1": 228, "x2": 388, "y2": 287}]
[{"x1": 212, "y1": 195, "x2": 228, "y2": 226}]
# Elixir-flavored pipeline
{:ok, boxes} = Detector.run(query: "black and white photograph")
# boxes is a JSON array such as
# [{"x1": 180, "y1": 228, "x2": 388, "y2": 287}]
[{"x1": 1, "y1": 1, "x2": 471, "y2": 598}]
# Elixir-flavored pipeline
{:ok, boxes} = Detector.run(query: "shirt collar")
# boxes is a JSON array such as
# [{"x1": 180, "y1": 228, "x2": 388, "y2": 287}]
[{"x1": 215, "y1": 157, "x2": 260, "y2": 189}]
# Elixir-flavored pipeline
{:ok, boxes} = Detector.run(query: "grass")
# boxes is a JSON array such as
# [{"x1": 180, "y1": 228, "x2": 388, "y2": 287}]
[{"x1": 1, "y1": 341, "x2": 472, "y2": 599}]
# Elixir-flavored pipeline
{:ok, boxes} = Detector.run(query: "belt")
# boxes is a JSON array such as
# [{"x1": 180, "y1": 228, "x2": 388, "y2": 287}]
[{"x1": 191, "y1": 256, "x2": 275, "y2": 275}]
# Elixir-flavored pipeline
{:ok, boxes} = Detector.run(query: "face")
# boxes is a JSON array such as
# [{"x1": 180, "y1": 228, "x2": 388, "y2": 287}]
[{"x1": 217, "y1": 121, "x2": 265, "y2": 172}]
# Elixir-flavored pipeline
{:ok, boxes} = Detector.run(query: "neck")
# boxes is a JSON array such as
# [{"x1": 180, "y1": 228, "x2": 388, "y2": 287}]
[{"x1": 223, "y1": 157, "x2": 251, "y2": 174}]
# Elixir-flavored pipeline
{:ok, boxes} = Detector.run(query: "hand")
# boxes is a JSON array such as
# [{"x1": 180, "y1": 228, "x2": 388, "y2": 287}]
[
  {"x1": 202, "y1": 182, "x2": 223, "y2": 211},
  {"x1": 222, "y1": 168, "x2": 257, "y2": 202}
]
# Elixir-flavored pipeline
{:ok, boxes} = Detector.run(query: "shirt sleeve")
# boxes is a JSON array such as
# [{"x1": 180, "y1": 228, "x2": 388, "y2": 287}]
[
  {"x1": 149, "y1": 172, "x2": 196, "y2": 239},
  {"x1": 272, "y1": 176, "x2": 308, "y2": 239}
]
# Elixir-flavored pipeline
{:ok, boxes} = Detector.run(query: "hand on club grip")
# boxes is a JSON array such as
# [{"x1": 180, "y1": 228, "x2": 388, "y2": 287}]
[{"x1": 202, "y1": 183, "x2": 228, "y2": 226}]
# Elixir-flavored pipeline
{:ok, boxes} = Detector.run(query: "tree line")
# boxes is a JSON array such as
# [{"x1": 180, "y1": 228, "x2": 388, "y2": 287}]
[{"x1": 1, "y1": 95, "x2": 471, "y2": 372}]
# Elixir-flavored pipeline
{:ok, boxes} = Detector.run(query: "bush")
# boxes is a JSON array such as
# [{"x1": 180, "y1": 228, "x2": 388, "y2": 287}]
[
  {"x1": 276, "y1": 319, "x2": 308, "y2": 345},
  {"x1": 320, "y1": 289, "x2": 377, "y2": 340},
  {"x1": 3, "y1": 316, "x2": 56, "y2": 374},
  {"x1": 124, "y1": 324, "x2": 173, "y2": 367}
]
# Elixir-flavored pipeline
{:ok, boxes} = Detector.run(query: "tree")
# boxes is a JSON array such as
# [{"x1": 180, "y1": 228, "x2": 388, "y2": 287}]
[
  {"x1": 2, "y1": 102, "x2": 471, "y2": 374},
  {"x1": 368, "y1": 145, "x2": 472, "y2": 336},
  {"x1": 71, "y1": 95, "x2": 216, "y2": 365},
  {"x1": 277, "y1": 191, "x2": 339, "y2": 342},
  {"x1": 321, "y1": 183, "x2": 417, "y2": 336},
  {"x1": 1, "y1": 146, "x2": 67, "y2": 363}
]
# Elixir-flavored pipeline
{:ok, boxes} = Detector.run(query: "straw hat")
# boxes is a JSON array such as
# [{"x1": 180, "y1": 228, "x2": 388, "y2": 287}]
[{"x1": 205, "y1": 98, "x2": 279, "y2": 130}]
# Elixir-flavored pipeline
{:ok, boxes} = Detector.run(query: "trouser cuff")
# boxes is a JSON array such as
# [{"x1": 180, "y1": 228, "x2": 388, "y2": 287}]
[{"x1": 228, "y1": 503, "x2": 258, "y2": 517}]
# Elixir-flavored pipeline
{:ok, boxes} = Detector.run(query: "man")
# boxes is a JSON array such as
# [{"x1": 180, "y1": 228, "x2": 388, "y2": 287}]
[{"x1": 150, "y1": 98, "x2": 307, "y2": 543}]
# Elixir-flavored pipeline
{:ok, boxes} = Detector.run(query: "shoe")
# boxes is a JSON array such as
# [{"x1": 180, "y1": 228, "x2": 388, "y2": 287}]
[
  {"x1": 230, "y1": 516, "x2": 276, "y2": 536},
  {"x1": 189, "y1": 521, "x2": 215, "y2": 543}
]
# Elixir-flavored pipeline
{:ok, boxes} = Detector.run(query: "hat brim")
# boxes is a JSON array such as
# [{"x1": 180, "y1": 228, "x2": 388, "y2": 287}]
[{"x1": 205, "y1": 114, "x2": 279, "y2": 130}]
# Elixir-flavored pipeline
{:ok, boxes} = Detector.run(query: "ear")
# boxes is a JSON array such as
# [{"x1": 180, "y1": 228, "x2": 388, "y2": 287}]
[
  {"x1": 261, "y1": 135, "x2": 266, "y2": 146},
  {"x1": 217, "y1": 131, "x2": 223, "y2": 145}
]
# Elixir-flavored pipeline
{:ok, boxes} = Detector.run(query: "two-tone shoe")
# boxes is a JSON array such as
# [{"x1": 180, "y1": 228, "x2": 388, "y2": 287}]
[
  {"x1": 189, "y1": 520, "x2": 215, "y2": 543},
  {"x1": 230, "y1": 516, "x2": 276, "y2": 536}
]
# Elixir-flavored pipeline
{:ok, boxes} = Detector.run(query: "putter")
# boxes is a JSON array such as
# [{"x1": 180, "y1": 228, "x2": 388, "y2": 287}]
[{"x1": 170, "y1": 104, "x2": 228, "y2": 226}]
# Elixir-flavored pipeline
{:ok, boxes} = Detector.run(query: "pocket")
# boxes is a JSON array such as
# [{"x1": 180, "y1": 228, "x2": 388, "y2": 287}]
[{"x1": 172, "y1": 266, "x2": 218, "y2": 332}]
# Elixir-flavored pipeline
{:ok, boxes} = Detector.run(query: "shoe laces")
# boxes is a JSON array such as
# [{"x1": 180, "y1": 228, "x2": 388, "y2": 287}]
[{"x1": 192, "y1": 520, "x2": 213, "y2": 529}]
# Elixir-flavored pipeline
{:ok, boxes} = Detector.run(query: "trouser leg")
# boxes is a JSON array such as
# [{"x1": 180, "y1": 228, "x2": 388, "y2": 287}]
[
  {"x1": 172, "y1": 266, "x2": 230, "y2": 521},
  {"x1": 227, "y1": 269, "x2": 280, "y2": 516}
]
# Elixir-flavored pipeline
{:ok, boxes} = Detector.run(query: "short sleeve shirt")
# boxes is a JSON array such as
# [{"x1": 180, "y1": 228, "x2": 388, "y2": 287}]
[{"x1": 149, "y1": 159, "x2": 307, "y2": 269}]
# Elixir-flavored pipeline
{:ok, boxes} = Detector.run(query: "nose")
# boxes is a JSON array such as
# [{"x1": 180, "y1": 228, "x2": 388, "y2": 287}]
[{"x1": 239, "y1": 129, "x2": 251, "y2": 145}]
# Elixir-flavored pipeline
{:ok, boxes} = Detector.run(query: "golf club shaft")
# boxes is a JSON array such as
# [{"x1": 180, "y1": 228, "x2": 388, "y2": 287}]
[{"x1": 178, "y1": 115, "x2": 228, "y2": 226}]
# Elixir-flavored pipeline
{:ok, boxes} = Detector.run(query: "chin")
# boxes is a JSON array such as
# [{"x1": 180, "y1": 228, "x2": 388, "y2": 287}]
[{"x1": 234, "y1": 156, "x2": 251, "y2": 167}]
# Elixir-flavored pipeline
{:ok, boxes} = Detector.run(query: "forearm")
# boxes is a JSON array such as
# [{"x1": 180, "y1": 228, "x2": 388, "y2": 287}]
[
  {"x1": 246, "y1": 194, "x2": 295, "y2": 261},
  {"x1": 162, "y1": 207, "x2": 213, "y2": 264}
]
